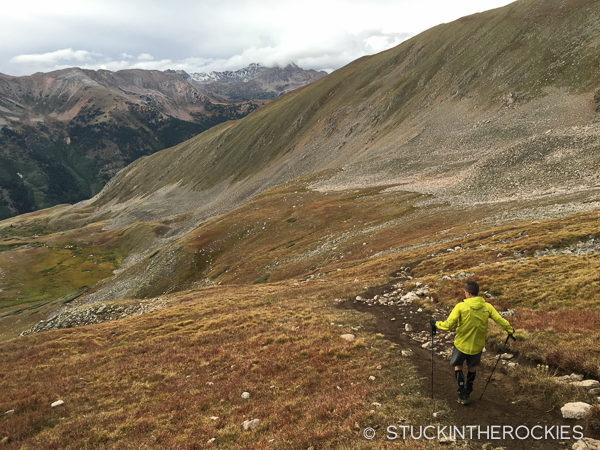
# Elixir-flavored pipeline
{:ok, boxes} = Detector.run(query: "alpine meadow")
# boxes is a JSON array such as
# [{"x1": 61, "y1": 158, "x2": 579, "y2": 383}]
[{"x1": 1, "y1": 0, "x2": 600, "y2": 448}]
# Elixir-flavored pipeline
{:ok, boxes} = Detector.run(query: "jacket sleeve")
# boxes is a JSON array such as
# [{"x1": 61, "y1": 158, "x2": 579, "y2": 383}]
[
  {"x1": 487, "y1": 304, "x2": 514, "y2": 334},
  {"x1": 435, "y1": 304, "x2": 461, "y2": 331}
]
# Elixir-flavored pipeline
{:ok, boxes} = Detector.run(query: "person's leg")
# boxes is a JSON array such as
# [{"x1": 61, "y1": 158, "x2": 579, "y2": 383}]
[
  {"x1": 465, "y1": 352, "x2": 482, "y2": 397},
  {"x1": 465, "y1": 366, "x2": 477, "y2": 396},
  {"x1": 455, "y1": 365, "x2": 466, "y2": 397},
  {"x1": 450, "y1": 346, "x2": 467, "y2": 400}
]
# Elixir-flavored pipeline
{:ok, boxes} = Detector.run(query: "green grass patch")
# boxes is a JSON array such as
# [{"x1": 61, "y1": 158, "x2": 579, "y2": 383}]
[
  {"x1": 253, "y1": 273, "x2": 270, "y2": 284},
  {"x1": 60, "y1": 286, "x2": 90, "y2": 304},
  {"x1": 0, "y1": 301, "x2": 52, "y2": 318}
]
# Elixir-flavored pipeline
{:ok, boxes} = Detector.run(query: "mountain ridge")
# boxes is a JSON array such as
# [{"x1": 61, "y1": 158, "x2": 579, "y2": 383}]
[
  {"x1": 2, "y1": 5, "x2": 600, "y2": 444},
  {"x1": 180, "y1": 62, "x2": 328, "y2": 100},
  {"x1": 0, "y1": 63, "x2": 324, "y2": 219}
]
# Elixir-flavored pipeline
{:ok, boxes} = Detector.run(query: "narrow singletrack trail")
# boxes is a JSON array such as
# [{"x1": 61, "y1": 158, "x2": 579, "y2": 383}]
[{"x1": 338, "y1": 279, "x2": 597, "y2": 448}]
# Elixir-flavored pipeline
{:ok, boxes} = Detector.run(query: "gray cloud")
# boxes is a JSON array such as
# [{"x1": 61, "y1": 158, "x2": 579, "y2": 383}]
[{"x1": 1, "y1": 0, "x2": 515, "y2": 76}]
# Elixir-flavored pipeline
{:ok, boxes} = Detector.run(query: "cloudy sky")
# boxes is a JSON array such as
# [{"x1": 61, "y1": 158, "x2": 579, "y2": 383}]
[{"x1": 1, "y1": 0, "x2": 514, "y2": 76}]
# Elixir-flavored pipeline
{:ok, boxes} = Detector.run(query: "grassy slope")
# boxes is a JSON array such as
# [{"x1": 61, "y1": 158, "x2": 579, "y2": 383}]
[
  {"x1": 0, "y1": 207, "x2": 179, "y2": 341},
  {"x1": 88, "y1": 0, "x2": 600, "y2": 213},
  {"x1": 0, "y1": 283, "x2": 441, "y2": 449},
  {"x1": 0, "y1": 181, "x2": 599, "y2": 446}
]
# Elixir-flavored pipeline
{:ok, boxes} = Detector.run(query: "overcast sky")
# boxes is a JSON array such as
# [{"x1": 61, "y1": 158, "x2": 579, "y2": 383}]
[{"x1": 1, "y1": 0, "x2": 515, "y2": 76}]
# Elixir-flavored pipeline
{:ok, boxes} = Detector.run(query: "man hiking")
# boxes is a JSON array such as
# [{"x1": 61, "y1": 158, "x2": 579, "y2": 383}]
[{"x1": 430, "y1": 280, "x2": 514, "y2": 404}]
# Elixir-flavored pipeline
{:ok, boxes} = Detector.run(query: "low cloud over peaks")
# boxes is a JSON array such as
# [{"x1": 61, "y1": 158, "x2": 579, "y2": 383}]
[{"x1": 1, "y1": 0, "x2": 514, "y2": 76}]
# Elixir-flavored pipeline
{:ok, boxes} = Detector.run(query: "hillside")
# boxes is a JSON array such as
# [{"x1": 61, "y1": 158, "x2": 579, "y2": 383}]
[
  {"x1": 78, "y1": 0, "x2": 600, "y2": 230},
  {"x1": 1, "y1": 0, "x2": 600, "y2": 447},
  {"x1": 0, "y1": 63, "x2": 325, "y2": 220},
  {"x1": 0, "y1": 68, "x2": 261, "y2": 219}
]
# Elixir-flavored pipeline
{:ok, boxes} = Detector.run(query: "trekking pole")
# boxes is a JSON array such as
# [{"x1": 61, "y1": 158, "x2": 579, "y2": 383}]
[
  {"x1": 479, "y1": 333, "x2": 516, "y2": 401},
  {"x1": 430, "y1": 318, "x2": 436, "y2": 399}
]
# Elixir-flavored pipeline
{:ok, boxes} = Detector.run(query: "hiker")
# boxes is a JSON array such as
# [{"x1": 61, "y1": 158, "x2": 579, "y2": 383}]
[{"x1": 429, "y1": 280, "x2": 514, "y2": 404}]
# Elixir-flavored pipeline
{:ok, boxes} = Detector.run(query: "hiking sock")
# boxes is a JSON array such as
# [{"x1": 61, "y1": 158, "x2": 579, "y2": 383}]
[
  {"x1": 466, "y1": 371, "x2": 476, "y2": 396},
  {"x1": 455, "y1": 369, "x2": 465, "y2": 397}
]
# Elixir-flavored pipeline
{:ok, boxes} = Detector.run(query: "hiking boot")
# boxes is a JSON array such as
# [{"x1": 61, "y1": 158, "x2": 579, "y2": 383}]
[{"x1": 457, "y1": 387, "x2": 469, "y2": 405}]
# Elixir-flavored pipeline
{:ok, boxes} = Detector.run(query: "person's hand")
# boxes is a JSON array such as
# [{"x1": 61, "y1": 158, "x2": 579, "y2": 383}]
[{"x1": 429, "y1": 317, "x2": 437, "y2": 335}]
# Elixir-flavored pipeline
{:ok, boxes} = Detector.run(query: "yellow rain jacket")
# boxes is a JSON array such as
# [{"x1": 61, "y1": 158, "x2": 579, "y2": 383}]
[{"x1": 435, "y1": 296, "x2": 514, "y2": 355}]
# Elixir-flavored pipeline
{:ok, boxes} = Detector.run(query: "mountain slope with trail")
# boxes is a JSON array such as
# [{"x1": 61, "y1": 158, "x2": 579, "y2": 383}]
[{"x1": 1, "y1": 0, "x2": 600, "y2": 446}]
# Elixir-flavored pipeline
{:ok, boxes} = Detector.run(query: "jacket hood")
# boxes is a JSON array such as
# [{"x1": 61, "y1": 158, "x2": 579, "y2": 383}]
[{"x1": 464, "y1": 296, "x2": 486, "y2": 310}]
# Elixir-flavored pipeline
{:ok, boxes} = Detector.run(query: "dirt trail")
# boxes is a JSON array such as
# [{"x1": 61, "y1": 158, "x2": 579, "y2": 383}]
[{"x1": 337, "y1": 280, "x2": 598, "y2": 448}]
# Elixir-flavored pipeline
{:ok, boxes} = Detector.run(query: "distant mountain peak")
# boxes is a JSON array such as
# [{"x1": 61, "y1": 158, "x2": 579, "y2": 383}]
[{"x1": 182, "y1": 63, "x2": 327, "y2": 101}]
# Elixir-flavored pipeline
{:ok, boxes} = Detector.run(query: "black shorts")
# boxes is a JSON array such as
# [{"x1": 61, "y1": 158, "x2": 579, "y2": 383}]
[{"x1": 449, "y1": 345, "x2": 482, "y2": 368}]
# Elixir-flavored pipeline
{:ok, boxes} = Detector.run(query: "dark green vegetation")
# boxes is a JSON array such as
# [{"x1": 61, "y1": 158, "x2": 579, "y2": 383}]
[
  {"x1": 0, "y1": 69, "x2": 262, "y2": 220},
  {"x1": 0, "y1": 108, "x2": 232, "y2": 218}
]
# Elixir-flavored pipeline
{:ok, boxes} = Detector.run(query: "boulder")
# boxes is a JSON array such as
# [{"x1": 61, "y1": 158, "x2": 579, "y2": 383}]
[
  {"x1": 241, "y1": 391, "x2": 250, "y2": 399},
  {"x1": 51, "y1": 400, "x2": 64, "y2": 408},
  {"x1": 340, "y1": 334, "x2": 355, "y2": 342},
  {"x1": 556, "y1": 373, "x2": 584, "y2": 383},
  {"x1": 561, "y1": 402, "x2": 592, "y2": 419},
  {"x1": 572, "y1": 380, "x2": 600, "y2": 390},
  {"x1": 572, "y1": 437, "x2": 600, "y2": 449},
  {"x1": 404, "y1": 324, "x2": 413, "y2": 332},
  {"x1": 242, "y1": 418, "x2": 261, "y2": 431},
  {"x1": 401, "y1": 292, "x2": 419, "y2": 302}
]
